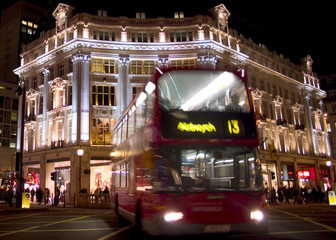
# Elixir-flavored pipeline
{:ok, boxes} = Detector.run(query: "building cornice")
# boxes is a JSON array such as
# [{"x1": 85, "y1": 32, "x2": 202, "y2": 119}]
[{"x1": 14, "y1": 39, "x2": 247, "y2": 76}]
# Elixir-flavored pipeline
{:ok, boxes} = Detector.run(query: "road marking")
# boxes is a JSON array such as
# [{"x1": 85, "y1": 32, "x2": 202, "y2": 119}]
[
  {"x1": 269, "y1": 229, "x2": 332, "y2": 235},
  {"x1": 229, "y1": 229, "x2": 332, "y2": 238},
  {"x1": 97, "y1": 225, "x2": 133, "y2": 240},
  {"x1": 272, "y1": 209, "x2": 336, "y2": 232},
  {"x1": 0, "y1": 214, "x2": 97, "y2": 237},
  {"x1": 0, "y1": 213, "x2": 40, "y2": 222},
  {"x1": 25, "y1": 228, "x2": 119, "y2": 232}
]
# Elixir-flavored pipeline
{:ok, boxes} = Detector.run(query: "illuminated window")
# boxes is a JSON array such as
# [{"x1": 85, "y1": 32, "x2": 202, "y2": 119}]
[
  {"x1": 91, "y1": 59, "x2": 103, "y2": 72},
  {"x1": 131, "y1": 32, "x2": 154, "y2": 42},
  {"x1": 170, "y1": 59, "x2": 195, "y2": 69},
  {"x1": 91, "y1": 58, "x2": 116, "y2": 73},
  {"x1": 143, "y1": 61, "x2": 155, "y2": 74},
  {"x1": 11, "y1": 112, "x2": 17, "y2": 122},
  {"x1": 130, "y1": 61, "x2": 155, "y2": 74},
  {"x1": 174, "y1": 12, "x2": 184, "y2": 18},
  {"x1": 104, "y1": 60, "x2": 115, "y2": 73},
  {"x1": 53, "y1": 89, "x2": 65, "y2": 109},
  {"x1": 169, "y1": 32, "x2": 193, "y2": 42},
  {"x1": 55, "y1": 120, "x2": 63, "y2": 140},
  {"x1": 92, "y1": 85, "x2": 116, "y2": 106},
  {"x1": 21, "y1": 20, "x2": 37, "y2": 35},
  {"x1": 92, "y1": 118, "x2": 115, "y2": 145}
]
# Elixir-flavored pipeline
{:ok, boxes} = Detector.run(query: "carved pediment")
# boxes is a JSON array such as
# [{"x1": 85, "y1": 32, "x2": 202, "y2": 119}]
[
  {"x1": 273, "y1": 95, "x2": 283, "y2": 106},
  {"x1": 252, "y1": 88, "x2": 263, "y2": 99},
  {"x1": 26, "y1": 88, "x2": 39, "y2": 99},
  {"x1": 49, "y1": 77, "x2": 68, "y2": 91},
  {"x1": 292, "y1": 102, "x2": 302, "y2": 112}
]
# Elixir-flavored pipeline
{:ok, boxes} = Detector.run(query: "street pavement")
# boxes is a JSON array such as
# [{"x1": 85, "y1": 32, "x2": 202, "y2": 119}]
[{"x1": 0, "y1": 202, "x2": 336, "y2": 240}]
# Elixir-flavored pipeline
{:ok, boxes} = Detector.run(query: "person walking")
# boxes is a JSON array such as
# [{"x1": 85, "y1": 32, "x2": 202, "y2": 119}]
[
  {"x1": 30, "y1": 188, "x2": 35, "y2": 202},
  {"x1": 54, "y1": 187, "x2": 60, "y2": 206},
  {"x1": 277, "y1": 188, "x2": 284, "y2": 203},
  {"x1": 283, "y1": 186, "x2": 290, "y2": 204},
  {"x1": 44, "y1": 188, "x2": 50, "y2": 204},
  {"x1": 36, "y1": 188, "x2": 43, "y2": 204}
]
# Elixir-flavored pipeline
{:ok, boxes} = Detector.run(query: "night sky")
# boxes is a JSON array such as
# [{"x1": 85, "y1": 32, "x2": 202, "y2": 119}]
[{"x1": 1, "y1": 0, "x2": 335, "y2": 76}]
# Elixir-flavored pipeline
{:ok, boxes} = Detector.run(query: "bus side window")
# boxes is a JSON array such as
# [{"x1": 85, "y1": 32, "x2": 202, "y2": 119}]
[
  {"x1": 114, "y1": 165, "x2": 120, "y2": 188},
  {"x1": 145, "y1": 92, "x2": 154, "y2": 123},
  {"x1": 120, "y1": 162, "x2": 128, "y2": 188},
  {"x1": 129, "y1": 108, "x2": 136, "y2": 135},
  {"x1": 128, "y1": 159, "x2": 136, "y2": 194},
  {"x1": 136, "y1": 95, "x2": 146, "y2": 130}
]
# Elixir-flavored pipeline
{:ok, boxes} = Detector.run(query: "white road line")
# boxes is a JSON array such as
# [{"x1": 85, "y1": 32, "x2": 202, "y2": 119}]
[
  {"x1": 97, "y1": 225, "x2": 134, "y2": 240},
  {"x1": 0, "y1": 213, "x2": 41, "y2": 222},
  {"x1": 229, "y1": 229, "x2": 332, "y2": 238},
  {"x1": 0, "y1": 214, "x2": 96, "y2": 237},
  {"x1": 25, "y1": 228, "x2": 119, "y2": 232},
  {"x1": 272, "y1": 208, "x2": 336, "y2": 232}
]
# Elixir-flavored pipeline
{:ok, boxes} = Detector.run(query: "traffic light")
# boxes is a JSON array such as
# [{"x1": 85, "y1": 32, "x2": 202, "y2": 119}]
[
  {"x1": 271, "y1": 171, "x2": 275, "y2": 180},
  {"x1": 51, "y1": 172, "x2": 55, "y2": 181}
]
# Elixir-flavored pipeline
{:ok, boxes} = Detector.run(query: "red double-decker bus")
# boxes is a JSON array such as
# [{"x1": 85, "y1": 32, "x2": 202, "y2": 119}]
[{"x1": 111, "y1": 69, "x2": 268, "y2": 236}]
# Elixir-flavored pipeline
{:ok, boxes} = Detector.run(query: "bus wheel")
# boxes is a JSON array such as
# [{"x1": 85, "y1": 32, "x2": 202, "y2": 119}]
[{"x1": 135, "y1": 200, "x2": 142, "y2": 231}]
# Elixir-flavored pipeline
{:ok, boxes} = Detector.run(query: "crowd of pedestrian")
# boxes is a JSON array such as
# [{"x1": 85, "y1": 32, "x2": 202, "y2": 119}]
[
  {"x1": 28, "y1": 187, "x2": 51, "y2": 204},
  {"x1": 266, "y1": 185, "x2": 330, "y2": 205},
  {"x1": 0, "y1": 186, "x2": 14, "y2": 206}
]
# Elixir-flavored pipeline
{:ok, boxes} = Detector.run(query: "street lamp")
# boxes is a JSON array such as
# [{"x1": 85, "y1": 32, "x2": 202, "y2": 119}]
[
  {"x1": 77, "y1": 148, "x2": 84, "y2": 192},
  {"x1": 15, "y1": 80, "x2": 26, "y2": 208}
]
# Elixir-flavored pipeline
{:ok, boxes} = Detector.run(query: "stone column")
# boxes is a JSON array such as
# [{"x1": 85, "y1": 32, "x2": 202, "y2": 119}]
[
  {"x1": 197, "y1": 53, "x2": 217, "y2": 69},
  {"x1": 72, "y1": 51, "x2": 91, "y2": 144},
  {"x1": 71, "y1": 55, "x2": 79, "y2": 143},
  {"x1": 303, "y1": 93, "x2": 317, "y2": 156},
  {"x1": 158, "y1": 56, "x2": 169, "y2": 70},
  {"x1": 293, "y1": 158, "x2": 298, "y2": 187},
  {"x1": 39, "y1": 155, "x2": 46, "y2": 190},
  {"x1": 42, "y1": 69, "x2": 49, "y2": 147},
  {"x1": 79, "y1": 54, "x2": 91, "y2": 144},
  {"x1": 117, "y1": 55, "x2": 130, "y2": 118}
]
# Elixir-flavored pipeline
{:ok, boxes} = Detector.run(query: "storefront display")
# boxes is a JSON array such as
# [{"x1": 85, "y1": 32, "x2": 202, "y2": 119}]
[
  {"x1": 281, "y1": 163, "x2": 295, "y2": 188},
  {"x1": 90, "y1": 160, "x2": 112, "y2": 193},
  {"x1": 297, "y1": 164, "x2": 316, "y2": 188},
  {"x1": 54, "y1": 168, "x2": 71, "y2": 194}
]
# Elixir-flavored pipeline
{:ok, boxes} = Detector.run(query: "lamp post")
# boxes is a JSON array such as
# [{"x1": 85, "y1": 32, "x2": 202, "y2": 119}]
[
  {"x1": 77, "y1": 148, "x2": 84, "y2": 192},
  {"x1": 15, "y1": 79, "x2": 26, "y2": 208}
]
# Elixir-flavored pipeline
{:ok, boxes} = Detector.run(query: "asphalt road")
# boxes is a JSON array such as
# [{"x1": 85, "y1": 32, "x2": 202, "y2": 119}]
[{"x1": 0, "y1": 204, "x2": 336, "y2": 240}]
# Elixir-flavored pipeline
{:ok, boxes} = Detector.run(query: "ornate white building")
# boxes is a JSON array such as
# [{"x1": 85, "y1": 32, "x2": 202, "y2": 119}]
[{"x1": 13, "y1": 3, "x2": 334, "y2": 200}]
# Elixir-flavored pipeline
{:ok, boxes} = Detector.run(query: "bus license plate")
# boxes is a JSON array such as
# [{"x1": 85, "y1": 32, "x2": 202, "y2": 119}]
[{"x1": 204, "y1": 224, "x2": 231, "y2": 233}]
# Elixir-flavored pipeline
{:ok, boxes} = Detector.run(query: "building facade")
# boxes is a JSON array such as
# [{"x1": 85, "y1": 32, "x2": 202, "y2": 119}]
[
  {"x1": 0, "y1": 0, "x2": 48, "y2": 187},
  {"x1": 320, "y1": 74, "x2": 336, "y2": 160},
  {"x1": 13, "y1": 3, "x2": 335, "y2": 200}
]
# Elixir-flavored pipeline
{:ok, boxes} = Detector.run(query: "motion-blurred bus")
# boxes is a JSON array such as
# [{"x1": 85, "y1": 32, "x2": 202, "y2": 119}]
[{"x1": 111, "y1": 69, "x2": 268, "y2": 236}]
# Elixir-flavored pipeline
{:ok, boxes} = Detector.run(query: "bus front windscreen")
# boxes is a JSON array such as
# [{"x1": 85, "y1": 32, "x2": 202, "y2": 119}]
[
  {"x1": 158, "y1": 70, "x2": 251, "y2": 112},
  {"x1": 155, "y1": 146, "x2": 263, "y2": 191}
]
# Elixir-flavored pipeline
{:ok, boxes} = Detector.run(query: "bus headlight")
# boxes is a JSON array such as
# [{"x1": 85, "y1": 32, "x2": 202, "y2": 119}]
[
  {"x1": 164, "y1": 211, "x2": 184, "y2": 222},
  {"x1": 250, "y1": 210, "x2": 264, "y2": 222}
]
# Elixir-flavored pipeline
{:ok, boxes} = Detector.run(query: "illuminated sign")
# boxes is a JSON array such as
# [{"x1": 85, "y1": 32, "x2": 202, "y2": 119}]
[
  {"x1": 227, "y1": 120, "x2": 240, "y2": 135},
  {"x1": 297, "y1": 171, "x2": 310, "y2": 178},
  {"x1": 177, "y1": 122, "x2": 216, "y2": 134},
  {"x1": 162, "y1": 111, "x2": 254, "y2": 139}
]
